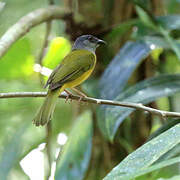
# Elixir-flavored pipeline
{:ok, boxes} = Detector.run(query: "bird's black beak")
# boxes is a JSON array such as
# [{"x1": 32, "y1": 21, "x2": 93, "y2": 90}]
[{"x1": 97, "y1": 39, "x2": 106, "y2": 45}]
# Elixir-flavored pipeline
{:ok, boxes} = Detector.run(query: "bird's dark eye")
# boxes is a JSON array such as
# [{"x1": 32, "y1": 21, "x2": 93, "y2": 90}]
[{"x1": 88, "y1": 36, "x2": 93, "y2": 41}]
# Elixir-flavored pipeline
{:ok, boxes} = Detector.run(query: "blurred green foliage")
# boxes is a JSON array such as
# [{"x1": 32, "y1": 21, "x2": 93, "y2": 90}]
[
  {"x1": 0, "y1": 0, "x2": 180, "y2": 180},
  {"x1": 0, "y1": 38, "x2": 34, "y2": 79},
  {"x1": 43, "y1": 37, "x2": 71, "y2": 69}
]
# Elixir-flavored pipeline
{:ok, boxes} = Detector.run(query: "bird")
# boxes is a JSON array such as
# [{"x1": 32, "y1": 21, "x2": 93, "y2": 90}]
[{"x1": 33, "y1": 35, "x2": 106, "y2": 126}]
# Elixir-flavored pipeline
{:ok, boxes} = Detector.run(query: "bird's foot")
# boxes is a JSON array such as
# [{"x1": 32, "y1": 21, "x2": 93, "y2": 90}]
[
  {"x1": 72, "y1": 87, "x2": 88, "y2": 97},
  {"x1": 64, "y1": 89, "x2": 73, "y2": 103},
  {"x1": 77, "y1": 93, "x2": 88, "y2": 104},
  {"x1": 78, "y1": 96, "x2": 83, "y2": 102}
]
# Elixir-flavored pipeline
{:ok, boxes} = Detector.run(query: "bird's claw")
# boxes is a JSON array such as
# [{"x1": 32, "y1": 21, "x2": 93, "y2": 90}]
[
  {"x1": 65, "y1": 94, "x2": 73, "y2": 103},
  {"x1": 78, "y1": 96, "x2": 83, "y2": 103}
]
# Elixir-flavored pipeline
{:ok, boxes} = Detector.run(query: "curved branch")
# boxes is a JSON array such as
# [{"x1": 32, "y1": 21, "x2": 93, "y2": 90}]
[
  {"x1": 0, "y1": 6, "x2": 70, "y2": 58},
  {"x1": 36, "y1": 21, "x2": 52, "y2": 64},
  {"x1": 0, "y1": 92, "x2": 180, "y2": 119}
]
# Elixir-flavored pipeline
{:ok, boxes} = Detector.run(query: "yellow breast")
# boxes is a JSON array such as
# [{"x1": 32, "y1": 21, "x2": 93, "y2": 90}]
[
  {"x1": 64, "y1": 68, "x2": 94, "y2": 89},
  {"x1": 63, "y1": 58, "x2": 96, "y2": 89}
]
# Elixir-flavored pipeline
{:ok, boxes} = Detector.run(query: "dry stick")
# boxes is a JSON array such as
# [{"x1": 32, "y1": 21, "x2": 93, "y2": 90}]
[
  {"x1": 36, "y1": 22, "x2": 52, "y2": 65},
  {"x1": 0, "y1": 92, "x2": 180, "y2": 118},
  {"x1": 36, "y1": 14, "x2": 53, "y2": 88},
  {"x1": 36, "y1": 2, "x2": 55, "y2": 180},
  {"x1": 0, "y1": 5, "x2": 70, "y2": 58},
  {"x1": 45, "y1": 121, "x2": 52, "y2": 180}
]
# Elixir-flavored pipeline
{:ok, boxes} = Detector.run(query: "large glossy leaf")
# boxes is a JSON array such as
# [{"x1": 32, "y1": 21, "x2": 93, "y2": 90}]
[
  {"x1": 135, "y1": 5, "x2": 180, "y2": 31},
  {"x1": 103, "y1": 123, "x2": 180, "y2": 180},
  {"x1": 104, "y1": 74, "x2": 180, "y2": 141},
  {"x1": 157, "y1": 15, "x2": 180, "y2": 30},
  {"x1": 134, "y1": 15, "x2": 180, "y2": 39},
  {"x1": 98, "y1": 41, "x2": 150, "y2": 139},
  {"x1": 106, "y1": 19, "x2": 138, "y2": 42},
  {"x1": 148, "y1": 119, "x2": 180, "y2": 164},
  {"x1": 148, "y1": 119, "x2": 180, "y2": 141},
  {"x1": 158, "y1": 26, "x2": 180, "y2": 60},
  {"x1": 0, "y1": 125, "x2": 27, "y2": 179},
  {"x1": 136, "y1": 3, "x2": 180, "y2": 60},
  {"x1": 135, "y1": 5, "x2": 157, "y2": 30},
  {"x1": 133, "y1": 11, "x2": 180, "y2": 59},
  {"x1": 156, "y1": 143, "x2": 180, "y2": 164},
  {"x1": 142, "y1": 36, "x2": 180, "y2": 50},
  {"x1": 55, "y1": 111, "x2": 93, "y2": 180},
  {"x1": 134, "y1": 0, "x2": 180, "y2": 31},
  {"x1": 106, "y1": 157, "x2": 180, "y2": 180},
  {"x1": 99, "y1": 41, "x2": 151, "y2": 100}
]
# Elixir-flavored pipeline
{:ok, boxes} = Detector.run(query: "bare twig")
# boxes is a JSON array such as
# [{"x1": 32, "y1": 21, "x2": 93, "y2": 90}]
[
  {"x1": 0, "y1": 92, "x2": 180, "y2": 119},
  {"x1": 45, "y1": 121, "x2": 52, "y2": 180},
  {"x1": 37, "y1": 22, "x2": 52, "y2": 65},
  {"x1": 37, "y1": 0, "x2": 54, "y2": 65},
  {"x1": 0, "y1": 6, "x2": 70, "y2": 58},
  {"x1": 42, "y1": 2, "x2": 54, "y2": 180}
]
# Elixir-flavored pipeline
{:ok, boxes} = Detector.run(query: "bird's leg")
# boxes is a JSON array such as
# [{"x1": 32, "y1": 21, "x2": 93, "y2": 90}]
[
  {"x1": 64, "y1": 89, "x2": 73, "y2": 103},
  {"x1": 72, "y1": 87, "x2": 87, "y2": 102}
]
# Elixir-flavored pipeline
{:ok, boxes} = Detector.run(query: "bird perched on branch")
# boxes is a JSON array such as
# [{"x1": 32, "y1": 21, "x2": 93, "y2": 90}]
[{"x1": 33, "y1": 35, "x2": 106, "y2": 126}]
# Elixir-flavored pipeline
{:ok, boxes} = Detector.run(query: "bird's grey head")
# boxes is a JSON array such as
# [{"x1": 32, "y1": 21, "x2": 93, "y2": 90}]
[{"x1": 72, "y1": 35, "x2": 106, "y2": 53}]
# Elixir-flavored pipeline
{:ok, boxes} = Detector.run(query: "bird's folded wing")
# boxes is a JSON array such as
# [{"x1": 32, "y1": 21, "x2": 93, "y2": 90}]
[{"x1": 45, "y1": 50, "x2": 95, "y2": 90}]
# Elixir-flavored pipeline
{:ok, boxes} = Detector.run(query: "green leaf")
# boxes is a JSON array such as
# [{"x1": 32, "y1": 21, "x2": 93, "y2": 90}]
[
  {"x1": 107, "y1": 157, "x2": 180, "y2": 180},
  {"x1": 0, "y1": 125, "x2": 27, "y2": 179},
  {"x1": 142, "y1": 36, "x2": 180, "y2": 50},
  {"x1": 43, "y1": 37, "x2": 71, "y2": 69},
  {"x1": 149, "y1": 119, "x2": 180, "y2": 141},
  {"x1": 133, "y1": 15, "x2": 180, "y2": 60},
  {"x1": 135, "y1": 5, "x2": 157, "y2": 30},
  {"x1": 160, "y1": 175, "x2": 180, "y2": 180},
  {"x1": 105, "y1": 74, "x2": 180, "y2": 141},
  {"x1": 99, "y1": 41, "x2": 150, "y2": 99},
  {"x1": 133, "y1": 0, "x2": 151, "y2": 9},
  {"x1": 158, "y1": 26, "x2": 180, "y2": 60},
  {"x1": 134, "y1": 15, "x2": 180, "y2": 39},
  {"x1": 156, "y1": 144, "x2": 180, "y2": 164},
  {"x1": 0, "y1": 38, "x2": 34, "y2": 79},
  {"x1": 148, "y1": 119, "x2": 180, "y2": 163},
  {"x1": 0, "y1": 2, "x2": 5, "y2": 13},
  {"x1": 106, "y1": 19, "x2": 138, "y2": 42},
  {"x1": 98, "y1": 41, "x2": 150, "y2": 139},
  {"x1": 157, "y1": 15, "x2": 180, "y2": 30},
  {"x1": 103, "y1": 123, "x2": 180, "y2": 180},
  {"x1": 55, "y1": 111, "x2": 93, "y2": 180}
]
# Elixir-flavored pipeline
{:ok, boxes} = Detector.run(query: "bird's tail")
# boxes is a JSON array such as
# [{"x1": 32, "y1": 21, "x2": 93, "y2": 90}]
[{"x1": 33, "y1": 88, "x2": 62, "y2": 126}]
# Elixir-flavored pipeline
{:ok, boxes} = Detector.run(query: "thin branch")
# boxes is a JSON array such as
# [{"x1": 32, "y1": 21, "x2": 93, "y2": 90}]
[
  {"x1": 0, "y1": 6, "x2": 70, "y2": 58},
  {"x1": 43, "y1": 2, "x2": 54, "y2": 180},
  {"x1": 0, "y1": 92, "x2": 180, "y2": 119},
  {"x1": 37, "y1": 0, "x2": 54, "y2": 65},
  {"x1": 45, "y1": 121, "x2": 52, "y2": 180},
  {"x1": 36, "y1": 6, "x2": 54, "y2": 86},
  {"x1": 36, "y1": 22, "x2": 52, "y2": 65}
]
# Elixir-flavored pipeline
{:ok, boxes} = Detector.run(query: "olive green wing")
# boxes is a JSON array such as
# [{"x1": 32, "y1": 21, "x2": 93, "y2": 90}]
[{"x1": 45, "y1": 50, "x2": 95, "y2": 90}]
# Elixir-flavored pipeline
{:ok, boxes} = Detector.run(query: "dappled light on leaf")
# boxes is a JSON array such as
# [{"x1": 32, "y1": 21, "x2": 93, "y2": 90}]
[
  {"x1": 55, "y1": 111, "x2": 93, "y2": 180},
  {"x1": 104, "y1": 123, "x2": 180, "y2": 180},
  {"x1": 43, "y1": 37, "x2": 71, "y2": 69},
  {"x1": 0, "y1": 1, "x2": 180, "y2": 179},
  {"x1": 99, "y1": 41, "x2": 151, "y2": 100},
  {"x1": 0, "y1": 38, "x2": 34, "y2": 79},
  {"x1": 105, "y1": 74, "x2": 180, "y2": 141}
]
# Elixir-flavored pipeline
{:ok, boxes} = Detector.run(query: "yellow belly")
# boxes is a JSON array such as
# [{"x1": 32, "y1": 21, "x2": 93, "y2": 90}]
[{"x1": 62, "y1": 68, "x2": 94, "y2": 89}]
